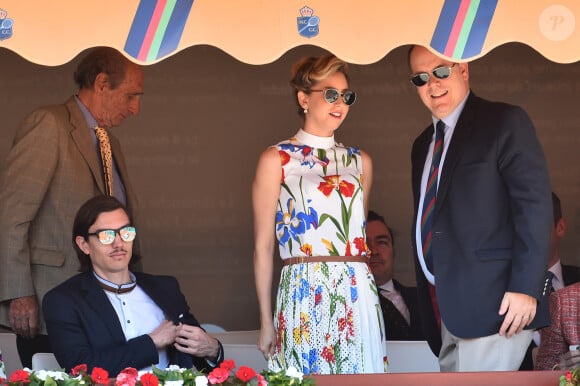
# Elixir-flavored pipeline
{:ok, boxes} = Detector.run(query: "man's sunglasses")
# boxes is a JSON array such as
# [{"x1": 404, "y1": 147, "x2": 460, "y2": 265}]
[
  {"x1": 310, "y1": 88, "x2": 357, "y2": 106},
  {"x1": 410, "y1": 63, "x2": 457, "y2": 87},
  {"x1": 88, "y1": 226, "x2": 136, "y2": 245}
]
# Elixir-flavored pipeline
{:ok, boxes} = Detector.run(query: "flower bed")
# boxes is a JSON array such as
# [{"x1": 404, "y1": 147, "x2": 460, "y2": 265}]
[
  {"x1": 561, "y1": 366, "x2": 579, "y2": 386},
  {"x1": 0, "y1": 359, "x2": 315, "y2": 386}
]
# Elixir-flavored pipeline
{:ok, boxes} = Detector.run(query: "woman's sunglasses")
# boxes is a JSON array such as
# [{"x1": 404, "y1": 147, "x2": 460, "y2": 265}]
[
  {"x1": 410, "y1": 63, "x2": 456, "y2": 87},
  {"x1": 310, "y1": 88, "x2": 357, "y2": 106}
]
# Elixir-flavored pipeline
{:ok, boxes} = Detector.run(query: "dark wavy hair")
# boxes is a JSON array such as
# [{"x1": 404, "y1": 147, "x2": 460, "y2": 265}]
[{"x1": 367, "y1": 210, "x2": 395, "y2": 250}]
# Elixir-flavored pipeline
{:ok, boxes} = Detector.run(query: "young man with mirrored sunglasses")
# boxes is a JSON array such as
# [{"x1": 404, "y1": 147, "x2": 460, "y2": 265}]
[{"x1": 42, "y1": 195, "x2": 223, "y2": 376}]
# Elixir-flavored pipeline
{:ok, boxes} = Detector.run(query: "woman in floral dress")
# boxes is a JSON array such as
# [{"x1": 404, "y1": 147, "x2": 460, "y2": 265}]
[{"x1": 253, "y1": 53, "x2": 386, "y2": 374}]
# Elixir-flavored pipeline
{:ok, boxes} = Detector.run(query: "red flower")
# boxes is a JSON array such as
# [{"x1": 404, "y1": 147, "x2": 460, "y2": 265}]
[
  {"x1": 321, "y1": 346, "x2": 336, "y2": 363},
  {"x1": 353, "y1": 237, "x2": 367, "y2": 256},
  {"x1": 9, "y1": 370, "x2": 30, "y2": 383},
  {"x1": 0, "y1": 377, "x2": 5, "y2": 384},
  {"x1": 116, "y1": 367, "x2": 138, "y2": 386},
  {"x1": 344, "y1": 240, "x2": 352, "y2": 256},
  {"x1": 219, "y1": 359, "x2": 236, "y2": 371},
  {"x1": 207, "y1": 367, "x2": 229, "y2": 384},
  {"x1": 338, "y1": 317, "x2": 346, "y2": 331},
  {"x1": 350, "y1": 267, "x2": 357, "y2": 285},
  {"x1": 91, "y1": 367, "x2": 109, "y2": 385},
  {"x1": 139, "y1": 373, "x2": 159, "y2": 386},
  {"x1": 256, "y1": 374, "x2": 268, "y2": 386},
  {"x1": 347, "y1": 308, "x2": 355, "y2": 337},
  {"x1": 566, "y1": 371, "x2": 573, "y2": 381},
  {"x1": 276, "y1": 311, "x2": 286, "y2": 352},
  {"x1": 71, "y1": 364, "x2": 88, "y2": 376},
  {"x1": 235, "y1": 366, "x2": 256, "y2": 382},
  {"x1": 279, "y1": 150, "x2": 290, "y2": 166},
  {"x1": 302, "y1": 146, "x2": 312, "y2": 156},
  {"x1": 317, "y1": 175, "x2": 355, "y2": 197},
  {"x1": 314, "y1": 291, "x2": 322, "y2": 306}
]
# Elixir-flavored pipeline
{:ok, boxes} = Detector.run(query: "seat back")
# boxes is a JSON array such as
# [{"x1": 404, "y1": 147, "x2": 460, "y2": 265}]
[
  {"x1": 221, "y1": 343, "x2": 267, "y2": 372},
  {"x1": 31, "y1": 352, "x2": 60, "y2": 370},
  {"x1": 386, "y1": 340, "x2": 440, "y2": 373},
  {"x1": 200, "y1": 323, "x2": 227, "y2": 333},
  {"x1": 0, "y1": 332, "x2": 22, "y2": 376},
  {"x1": 210, "y1": 330, "x2": 258, "y2": 345}
]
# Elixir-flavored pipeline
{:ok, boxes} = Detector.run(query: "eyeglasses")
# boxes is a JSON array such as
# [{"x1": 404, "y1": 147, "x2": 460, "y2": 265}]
[
  {"x1": 410, "y1": 63, "x2": 457, "y2": 87},
  {"x1": 310, "y1": 88, "x2": 357, "y2": 106},
  {"x1": 88, "y1": 226, "x2": 136, "y2": 245}
]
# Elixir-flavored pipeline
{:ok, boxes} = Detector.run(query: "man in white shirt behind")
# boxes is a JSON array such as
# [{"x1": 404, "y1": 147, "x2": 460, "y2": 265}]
[{"x1": 367, "y1": 210, "x2": 423, "y2": 341}]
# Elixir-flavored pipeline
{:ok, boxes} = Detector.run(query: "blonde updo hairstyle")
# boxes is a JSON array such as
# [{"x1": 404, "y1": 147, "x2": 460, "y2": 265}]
[{"x1": 289, "y1": 53, "x2": 350, "y2": 118}]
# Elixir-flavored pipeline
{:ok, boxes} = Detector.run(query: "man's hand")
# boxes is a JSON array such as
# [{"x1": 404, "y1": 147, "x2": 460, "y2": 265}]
[
  {"x1": 149, "y1": 320, "x2": 178, "y2": 349},
  {"x1": 174, "y1": 324, "x2": 219, "y2": 360},
  {"x1": 498, "y1": 291, "x2": 537, "y2": 337},
  {"x1": 9, "y1": 296, "x2": 39, "y2": 338},
  {"x1": 559, "y1": 349, "x2": 580, "y2": 370}
]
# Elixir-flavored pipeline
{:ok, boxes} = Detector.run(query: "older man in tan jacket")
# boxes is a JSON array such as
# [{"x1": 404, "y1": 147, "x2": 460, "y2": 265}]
[{"x1": 0, "y1": 47, "x2": 142, "y2": 367}]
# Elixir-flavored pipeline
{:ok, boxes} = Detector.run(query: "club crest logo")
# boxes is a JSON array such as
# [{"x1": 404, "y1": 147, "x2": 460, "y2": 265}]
[
  {"x1": 0, "y1": 9, "x2": 14, "y2": 41},
  {"x1": 297, "y1": 6, "x2": 319, "y2": 38}
]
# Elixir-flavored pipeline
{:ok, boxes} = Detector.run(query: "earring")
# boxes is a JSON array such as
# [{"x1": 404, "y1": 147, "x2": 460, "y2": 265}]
[{"x1": 303, "y1": 106, "x2": 308, "y2": 114}]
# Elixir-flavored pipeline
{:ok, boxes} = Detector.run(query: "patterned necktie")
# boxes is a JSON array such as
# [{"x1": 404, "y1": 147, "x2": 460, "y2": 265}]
[
  {"x1": 94, "y1": 127, "x2": 114, "y2": 196},
  {"x1": 421, "y1": 120, "x2": 445, "y2": 272}
]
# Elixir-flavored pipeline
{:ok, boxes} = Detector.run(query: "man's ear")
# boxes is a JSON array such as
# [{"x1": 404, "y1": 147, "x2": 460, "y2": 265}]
[
  {"x1": 94, "y1": 73, "x2": 109, "y2": 93},
  {"x1": 76, "y1": 235, "x2": 91, "y2": 255},
  {"x1": 555, "y1": 218, "x2": 567, "y2": 238},
  {"x1": 459, "y1": 62, "x2": 469, "y2": 82}
]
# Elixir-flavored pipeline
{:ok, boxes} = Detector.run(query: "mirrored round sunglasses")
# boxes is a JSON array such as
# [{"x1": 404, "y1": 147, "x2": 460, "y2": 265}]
[
  {"x1": 311, "y1": 87, "x2": 357, "y2": 106},
  {"x1": 88, "y1": 226, "x2": 137, "y2": 245},
  {"x1": 410, "y1": 63, "x2": 456, "y2": 87}
]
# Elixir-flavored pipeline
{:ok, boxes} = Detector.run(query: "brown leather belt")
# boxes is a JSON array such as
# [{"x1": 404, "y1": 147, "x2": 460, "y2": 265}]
[{"x1": 282, "y1": 255, "x2": 368, "y2": 266}]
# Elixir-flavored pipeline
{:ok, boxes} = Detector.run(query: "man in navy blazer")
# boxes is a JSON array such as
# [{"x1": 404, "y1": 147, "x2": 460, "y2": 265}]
[
  {"x1": 408, "y1": 45, "x2": 552, "y2": 371},
  {"x1": 43, "y1": 196, "x2": 223, "y2": 375}
]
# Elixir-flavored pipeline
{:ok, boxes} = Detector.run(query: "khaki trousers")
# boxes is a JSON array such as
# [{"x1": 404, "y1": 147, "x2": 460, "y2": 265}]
[{"x1": 439, "y1": 321, "x2": 533, "y2": 371}]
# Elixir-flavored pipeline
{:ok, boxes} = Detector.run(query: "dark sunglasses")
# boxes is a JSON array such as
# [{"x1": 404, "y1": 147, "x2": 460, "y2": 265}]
[
  {"x1": 410, "y1": 63, "x2": 457, "y2": 87},
  {"x1": 88, "y1": 225, "x2": 136, "y2": 245},
  {"x1": 310, "y1": 88, "x2": 357, "y2": 106}
]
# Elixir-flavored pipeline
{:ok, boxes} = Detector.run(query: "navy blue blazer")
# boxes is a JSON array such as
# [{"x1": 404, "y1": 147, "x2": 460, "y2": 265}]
[
  {"x1": 43, "y1": 271, "x2": 220, "y2": 375},
  {"x1": 411, "y1": 92, "x2": 553, "y2": 355},
  {"x1": 562, "y1": 264, "x2": 580, "y2": 286},
  {"x1": 380, "y1": 279, "x2": 424, "y2": 341}
]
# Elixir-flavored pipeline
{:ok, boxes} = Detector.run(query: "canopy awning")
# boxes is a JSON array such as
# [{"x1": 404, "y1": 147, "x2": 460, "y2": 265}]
[{"x1": 0, "y1": 0, "x2": 578, "y2": 66}]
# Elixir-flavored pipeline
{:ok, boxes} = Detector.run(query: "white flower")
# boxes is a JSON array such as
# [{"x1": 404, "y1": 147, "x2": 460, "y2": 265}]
[
  {"x1": 164, "y1": 381, "x2": 184, "y2": 386},
  {"x1": 166, "y1": 365, "x2": 182, "y2": 372},
  {"x1": 194, "y1": 375, "x2": 209, "y2": 386},
  {"x1": 48, "y1": 370, "x2": 67, "y2": 381},
  {"x1": 285, "y1": 366, "x2": 304, "y2": 382},
  {"x1": 33, "y1": 370, "x2": 68, "y2": 381}
]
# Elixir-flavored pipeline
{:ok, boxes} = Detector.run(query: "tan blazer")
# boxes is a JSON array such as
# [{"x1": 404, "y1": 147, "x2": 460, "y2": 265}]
[{"x1": 0, "y1": 97, "x2": 138, "y2": 333}]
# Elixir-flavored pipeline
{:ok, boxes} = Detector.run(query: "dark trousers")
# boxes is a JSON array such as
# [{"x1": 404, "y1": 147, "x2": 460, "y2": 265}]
[{"x1": 16, "y1": 334, "x2": 52, "y2": 369}]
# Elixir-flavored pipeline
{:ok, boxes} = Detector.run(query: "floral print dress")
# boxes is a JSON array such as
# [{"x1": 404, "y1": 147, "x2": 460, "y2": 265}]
[{"x1": 269, "y1": 129, "x2": 387, "y2": 374}]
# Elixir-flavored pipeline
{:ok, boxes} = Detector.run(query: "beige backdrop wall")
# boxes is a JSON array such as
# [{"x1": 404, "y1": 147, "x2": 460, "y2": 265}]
[{"x1": 0, "y1": 43, "x2": 578, "y2": 331}]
